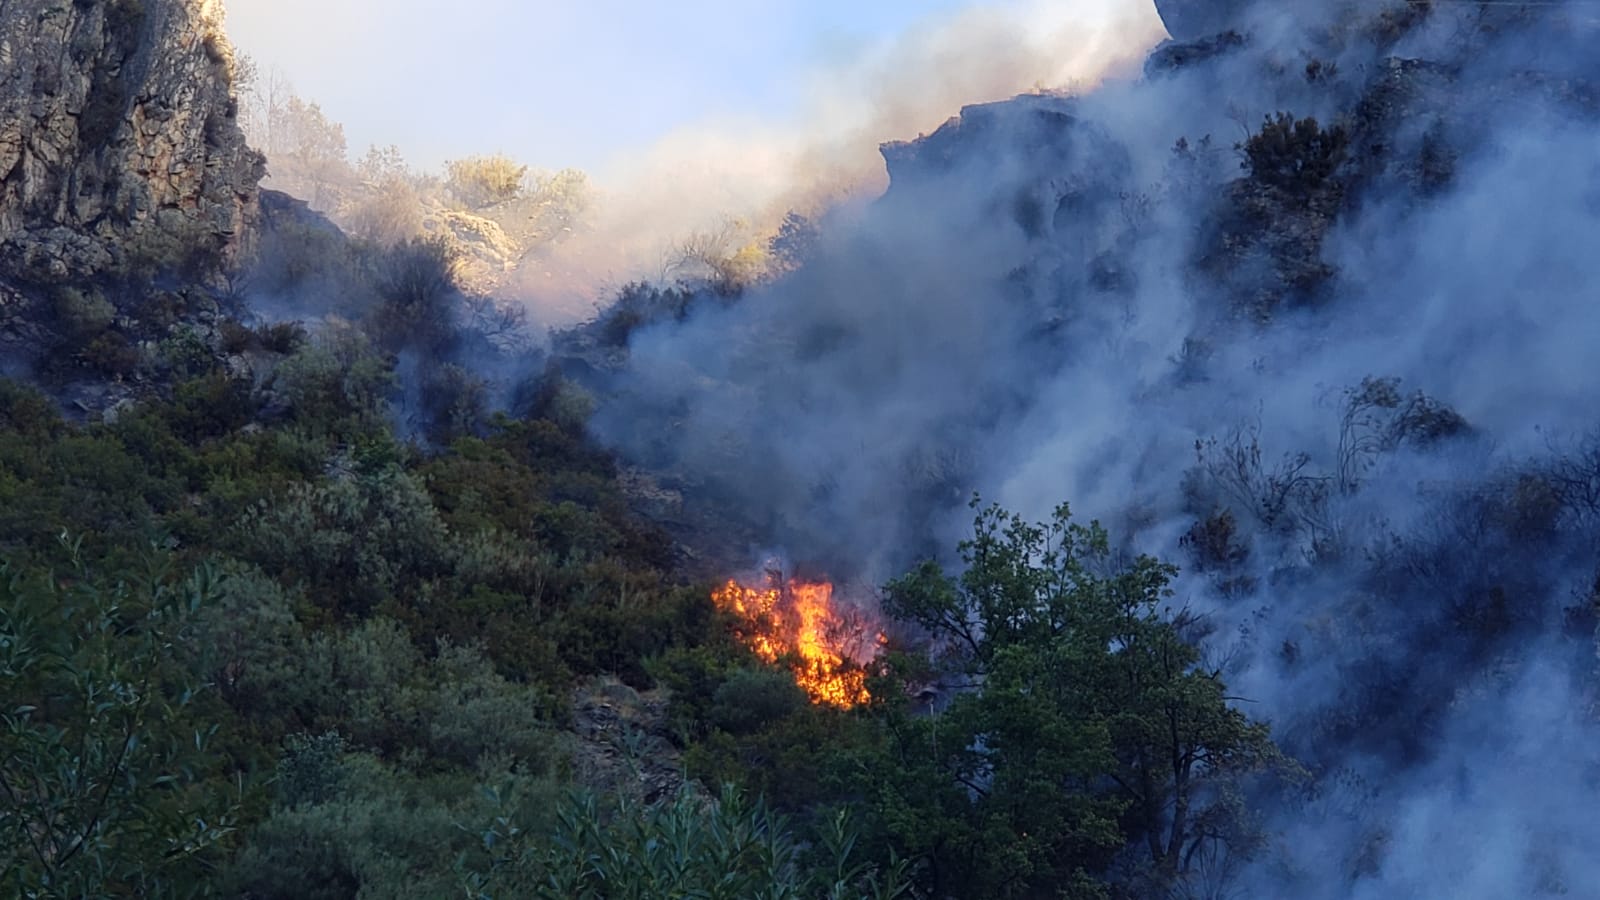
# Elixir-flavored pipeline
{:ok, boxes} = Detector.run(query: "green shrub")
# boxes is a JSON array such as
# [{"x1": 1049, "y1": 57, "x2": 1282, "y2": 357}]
[
  {"x1": 271, "y1": 326, "x2": 396, "y2": 439},
  {"x1": 238, "y1": 467, "x2": 451, "y2": 616},
  {"x1": 0, "y1": 550, "x2": 235, "y2": 896},
  {"x1": 370, "y1": 237, "x2": 461, "y2": 355},
  {"x1": 710, "y1": 666, "x2": 808, "y2": 736},
  {"x1": 257, "y1": 320, "x2": 309, "y2": 355},
  {"x1": 277, "y1": 731, "x2": 349, "y2": 808},
  {"x1": 0, "y1": 379, "x2": 61, "y2": 436},
  {"x1": 227, "y1": 755, "x2": 561, "y2": 900},
  {"x1": 461, "y1": 783, "x2": 913, "y2": 899}
]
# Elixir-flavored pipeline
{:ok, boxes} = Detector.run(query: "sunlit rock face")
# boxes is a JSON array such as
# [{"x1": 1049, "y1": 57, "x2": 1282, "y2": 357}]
[{"x1": 0, "y1": 0, "x2": 262, "y2": 284}]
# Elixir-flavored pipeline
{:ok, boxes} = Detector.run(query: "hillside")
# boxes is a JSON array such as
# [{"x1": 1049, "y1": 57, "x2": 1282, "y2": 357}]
[{"x1": 4, "y1": 0, "x2": 1600, "y2": 898}]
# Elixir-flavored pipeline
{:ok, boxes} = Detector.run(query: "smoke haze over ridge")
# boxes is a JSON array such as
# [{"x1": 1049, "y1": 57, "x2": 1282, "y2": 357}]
[
  {"x1": 581, "y1": 1, "x2": 1600, "y2": 893},
  {"x1": 225, "y1": 0, "x2": 1166, "y2": 321}
]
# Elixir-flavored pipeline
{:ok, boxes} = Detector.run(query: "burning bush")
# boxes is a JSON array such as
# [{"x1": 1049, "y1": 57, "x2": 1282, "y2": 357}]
[{"x1": 711, "y1": 573, "x2": 882, "y2": 708}]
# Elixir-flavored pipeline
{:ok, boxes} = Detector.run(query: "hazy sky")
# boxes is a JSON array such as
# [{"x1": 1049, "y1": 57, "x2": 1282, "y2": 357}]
[{"x1": 224, "y1": 0, "x2": 1161, "y2": 174}]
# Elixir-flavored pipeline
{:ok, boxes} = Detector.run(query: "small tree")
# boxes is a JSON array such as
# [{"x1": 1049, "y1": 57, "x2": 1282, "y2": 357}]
[
  {"x1": 371, "y1": 237, "x2": 462, "y2": 356},
  {"x1": 445, "y1": 154, "x2": 529, "y2": 210},
  {"x1": 880, "y1": 500, "x2": 1294, "y2": 896}
]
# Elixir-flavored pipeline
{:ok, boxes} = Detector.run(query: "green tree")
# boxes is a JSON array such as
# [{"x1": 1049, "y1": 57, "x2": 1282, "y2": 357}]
[{"x1": 876, "y1": 500, "x2": 1293, "y2": 897}]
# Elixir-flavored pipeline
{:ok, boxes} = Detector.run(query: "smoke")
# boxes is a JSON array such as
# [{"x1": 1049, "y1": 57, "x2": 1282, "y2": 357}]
[
  {"x1": 584, "y1": 0, "x2": 1600, "y2": 893},
  {"x1": 477, "y1": 0, "x2": 1167, "y2": 321}
]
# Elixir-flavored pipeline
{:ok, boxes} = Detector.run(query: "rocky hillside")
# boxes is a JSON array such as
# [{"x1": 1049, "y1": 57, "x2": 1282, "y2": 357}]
[{"x1": 0, "y1": 0, "x2": 260, "y2": 291}]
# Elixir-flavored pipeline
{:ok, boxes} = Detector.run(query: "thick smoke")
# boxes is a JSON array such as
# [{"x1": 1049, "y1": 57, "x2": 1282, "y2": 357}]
[
  {"x1": 589, "y1": 0, "x2": 1600, "y2": 893},
  {"x1": 457, "y1": 0, "x2": 1166, "y2": 321}
]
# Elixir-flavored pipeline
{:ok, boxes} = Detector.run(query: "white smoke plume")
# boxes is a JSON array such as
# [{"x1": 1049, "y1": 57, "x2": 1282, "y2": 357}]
[{"x1": 584, "y1": 1, "x2": 1600, "y2": 893}]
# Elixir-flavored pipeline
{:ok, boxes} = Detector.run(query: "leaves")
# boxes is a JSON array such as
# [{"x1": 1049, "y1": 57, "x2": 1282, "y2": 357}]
[
  {"x1": 0, "y1": 549, "x2": 233, "y2": 896},
  {"x1": 870, "y1": 500, "x2": 1294, "y2": 897}
]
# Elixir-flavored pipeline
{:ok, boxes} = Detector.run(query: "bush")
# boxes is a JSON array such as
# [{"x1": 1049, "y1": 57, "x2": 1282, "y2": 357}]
[
  {"x1": 0, "y1": 552, "x2": 235, "y2": 896},
  {"x1": 257, "y1": 319, "x2": 309, "y2": 355},
  {"x1": 238, "y1": 467, "x2": 451, "y2": 616},
  {"x1": 710, "y1": 666, "x2": 807, "y2": 735},
  {"x1": 462, "y1": 783, "x2": 912, "y2": 899},
  {"x1": 416, "y1": 362, "x2": 488, "y2": 444},
  {"x1": 271, "y1": 326, "x2": 396, "y2": 438},
  {"x1": 227, "y1": 755, "x2": 560, "y2": 900},
  {"x1": 276, "y1": 731, "x2": 349, "y2": 808},
  {"x1": 1241, "y1": 113, "x2": 1349, "y2": 191},
  {"x1": 445, "y1": 154, "x2": 528, "y2": 210},
  {"x1": 0, "y1": 379, "x2": 62, "y2": 436},
  {"x1": 371, "y1": 237, "x2": 461, "y2": 355},
  {"x1": 343, "y1": 177, "x2": 425, "y2": 245}
]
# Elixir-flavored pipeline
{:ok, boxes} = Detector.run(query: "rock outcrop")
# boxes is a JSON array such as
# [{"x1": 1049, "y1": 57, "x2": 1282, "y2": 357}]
[
  {"x1": 0, "y1": 0, "x2": 262, "y2": 286},
  {"x1": 1153, "y1": 0, "x2": 1249, "y2": 41}
]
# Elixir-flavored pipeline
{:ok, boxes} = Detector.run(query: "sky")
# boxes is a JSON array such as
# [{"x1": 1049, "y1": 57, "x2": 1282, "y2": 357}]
[{"x1": 223, "y1": 0, "x2": 1164, "y2": 176}]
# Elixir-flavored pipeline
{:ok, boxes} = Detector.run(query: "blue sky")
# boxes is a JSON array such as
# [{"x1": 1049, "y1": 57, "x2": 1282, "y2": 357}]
[
  {"x1": 225, "y1": 0, "x2": 1162, "y2": 174},
  {"x1": 228, "y1": 0, "x2": 990, "y2": 170}
]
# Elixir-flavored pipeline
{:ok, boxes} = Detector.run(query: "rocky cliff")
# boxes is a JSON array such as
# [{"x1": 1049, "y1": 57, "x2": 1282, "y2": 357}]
[{"x1": 0, "y1": 0, "x2": 261, "y2": 287}]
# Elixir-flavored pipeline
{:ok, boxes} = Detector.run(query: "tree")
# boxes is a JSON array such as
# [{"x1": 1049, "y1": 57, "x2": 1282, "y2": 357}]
[
  {"x1": 878, "y1": 500, "x2": 1293, "y2": 896},
  {"x1": 768, "y1": 211, "x2": 820, "y2": 273}
]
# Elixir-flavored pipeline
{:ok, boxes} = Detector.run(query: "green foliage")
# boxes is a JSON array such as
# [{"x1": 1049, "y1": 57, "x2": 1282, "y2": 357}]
[
  {"x1": 416, "y1": 362, "x2": 488, "y2": 444},
  {"x1": 0, "y1": 545, "x2": 235, "y2": 897},
  {"x1": 276, "y1": 731, "x2": 349, "y2": 808},
  {"x1": 710, "y1": 667, "x2": 808, "y2": 736},
  {"x1": 154, "y1": 325, "x2": 215, "y2": 380},
  {"x1": 228, "y1": 753, "x2": 563, "y2": 900},
  {"x1": 0, "y1": 379, "x2": 62, "y2": 437},
  {"x1": 870, "y1": 500, "x2": 1295, "y2": 897},
  {"x1": 460, "y1": 782, "x2": 913, "y2": 900},
  {"x1": 239, "y1": 466, "x2": 451, "y2": 617},
  {"x1": 588, "y1": 282, "x2": 695, "y2": 349},
  {"x1": 769, "y1": 211, "x2": 821, "y2": 272},
  {"x1": 271, "y1": 325, "x2": 396, "y2": 440}
]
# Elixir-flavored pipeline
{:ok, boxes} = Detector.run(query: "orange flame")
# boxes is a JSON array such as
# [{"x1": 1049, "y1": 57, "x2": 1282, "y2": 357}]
[{"x1": 712, "y1": 575, "x2": 879, "y2": 708}]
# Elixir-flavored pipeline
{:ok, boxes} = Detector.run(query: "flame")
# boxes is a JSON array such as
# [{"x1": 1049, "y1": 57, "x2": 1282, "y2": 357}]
[{"x1": 712, "y1": 575, "x2": 878, "y2": 708}]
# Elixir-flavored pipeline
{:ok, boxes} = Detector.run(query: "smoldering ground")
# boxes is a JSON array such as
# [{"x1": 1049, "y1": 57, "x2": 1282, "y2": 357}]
[{"x1": 587, "y1": 1, "x2": 1600, "y2": 894}]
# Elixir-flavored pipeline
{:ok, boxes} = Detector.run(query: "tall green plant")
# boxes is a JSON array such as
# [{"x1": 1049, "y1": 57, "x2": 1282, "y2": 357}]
[
  {"x1": 0, "y1": 539, "x2": 233, "y2": 897},
  {"x1": 876, "y1": 500, "x2": 1295, "y2": 897}
]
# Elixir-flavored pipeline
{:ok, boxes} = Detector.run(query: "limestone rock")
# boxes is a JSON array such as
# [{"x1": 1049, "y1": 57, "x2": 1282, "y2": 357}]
[
  {"x1": 424, "y1": 209, "x2": 521, "y2": 294},
  {"x1": 0, "y1": 0, "x2": 263, "y2": 285}
]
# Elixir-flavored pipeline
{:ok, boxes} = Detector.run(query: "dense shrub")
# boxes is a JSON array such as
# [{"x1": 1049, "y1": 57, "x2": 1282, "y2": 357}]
[
  {"x1": 444, "y1": 154, "x2": 528, "y2": 210},
  {"x1": 1241, "y1": 112, "x2": 1350, "y2": 192}
]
